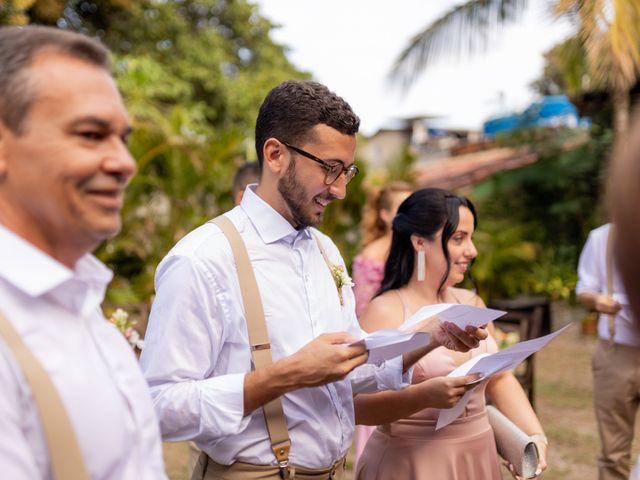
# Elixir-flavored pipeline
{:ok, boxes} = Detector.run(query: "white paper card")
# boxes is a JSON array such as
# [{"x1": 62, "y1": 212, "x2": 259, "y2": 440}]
[
  {"x1": 350, "y1": 329, "x2": 431, "y2": 365},
  {"x1": 435, "y1": 323, "x2": 574, "y2": 430},
  {"x1": 402, "y1": 303, "x2": 506, "y2": 331}
]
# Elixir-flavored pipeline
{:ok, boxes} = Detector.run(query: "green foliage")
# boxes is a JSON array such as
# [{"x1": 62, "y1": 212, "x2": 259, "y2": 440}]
[
  {"x1": 471, "y1": 128, "x2": 612, "y2": 302},
  {"x1": 98, "y1": 53, "x2": 248, "y2": 304},
  {"x1": 531, "y1": 37, "x2": 590, "y2": 97},
  {"x1": 1, "y1": 1, "x2": 311, "y2": 306},
  {"x1": 320, "y1": 156, "x2": 368, "y2": 269}
]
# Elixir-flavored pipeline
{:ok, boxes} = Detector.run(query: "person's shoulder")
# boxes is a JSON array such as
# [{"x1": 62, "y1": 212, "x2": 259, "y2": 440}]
[
  {"x1": 158, "y1": 211, "x2": 249, "y2": 278},
  {"x1": 360, "y1": 290, "x2": 404, "y2": 331},
  {"x1": 591, "y1": 223, "x2": 612, "y2": 238},
  {"x1": 581, "y1": 223, "x2": 611, "y2": 254},
  {"x1": 165, "y1": 222, "x2": 228, "y2": 261},
  {"x1": 168, "y1": 210, "x2": 250, "y2": 259},
  {"x1": 448, "y1": 287, "x2": 485, "y2": 307},
  {"x1": 360, "y1": 237, "x2": 389, "y2": 262}
]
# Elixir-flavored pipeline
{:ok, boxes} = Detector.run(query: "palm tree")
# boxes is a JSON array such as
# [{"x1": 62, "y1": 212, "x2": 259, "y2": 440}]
[{"x1": 391, "y1": 0, "x2": 640, "y2": 138}]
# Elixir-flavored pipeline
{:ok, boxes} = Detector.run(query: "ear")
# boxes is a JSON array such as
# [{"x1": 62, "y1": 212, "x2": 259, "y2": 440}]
[
  {"x1": 234, "y1": 189, "x2": 244, "y2": 206},
  {"x1": 379, "y1": 208, "x2": 393, "y2": 227},
  {"x1": 410, "y1": 233, "x2": 425, "y2": 252},
  {"x1": 261, "y1": 138, "x2": 287, "y2": 176}
]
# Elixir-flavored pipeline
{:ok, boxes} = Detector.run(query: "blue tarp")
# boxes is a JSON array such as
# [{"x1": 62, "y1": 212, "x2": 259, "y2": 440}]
[{"x1": 483, "y1": 95, "x2": 582, "y2": 136}]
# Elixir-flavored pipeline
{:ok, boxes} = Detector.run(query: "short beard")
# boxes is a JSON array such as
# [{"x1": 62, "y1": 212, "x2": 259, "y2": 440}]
[{"x1": 277, "y1": 157, "x2": 321, "y2": 229}]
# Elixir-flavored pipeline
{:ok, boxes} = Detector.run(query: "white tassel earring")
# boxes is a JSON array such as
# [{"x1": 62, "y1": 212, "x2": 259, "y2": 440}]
[{"x1": 417, "y1": 250, "x2": 426, "y2": 282}]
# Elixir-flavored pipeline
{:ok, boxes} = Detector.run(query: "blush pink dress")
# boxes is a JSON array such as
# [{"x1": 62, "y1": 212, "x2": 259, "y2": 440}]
[
  {"x1": 352, "y1": 255, "x2": 386, "y2": 464},
  {"x1": 355, "y1": 288, "x2": 502, "y2": 480},
  {"x1": 352, "y1": 255, "x2": 385, "y2": 318}
]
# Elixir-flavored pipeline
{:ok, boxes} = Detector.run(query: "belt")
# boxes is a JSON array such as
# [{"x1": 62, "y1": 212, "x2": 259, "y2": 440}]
[{"x1": 195, "y1": 452, "x2": 347, "y2": 480}]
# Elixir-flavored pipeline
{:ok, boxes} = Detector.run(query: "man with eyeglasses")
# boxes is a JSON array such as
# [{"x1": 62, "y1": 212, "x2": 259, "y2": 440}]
[{"x1": 140, "y1": 80, "x2": 485, "y2": 479}]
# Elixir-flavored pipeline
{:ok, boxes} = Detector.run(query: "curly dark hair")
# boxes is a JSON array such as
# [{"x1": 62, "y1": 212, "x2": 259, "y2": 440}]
[{"x1": 254, "y1": 80, "x2": 360, "y2": 166}]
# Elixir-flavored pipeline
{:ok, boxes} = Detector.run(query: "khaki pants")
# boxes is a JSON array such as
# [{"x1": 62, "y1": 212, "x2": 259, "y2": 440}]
[
  {"x1": 188, "y1": 441, "x2": 202, "y2": 475},
  {"x1": 593, "y1": 339, "x2": 640, "y2": 480},
  {"x1": 191, "y1": 452, "x2": 346, "y2": 480}
]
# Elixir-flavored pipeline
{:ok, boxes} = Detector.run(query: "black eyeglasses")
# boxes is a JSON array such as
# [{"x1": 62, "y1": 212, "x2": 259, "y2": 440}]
[{"x1": 280, "y1": 140, "x2": 359, "y2": 185}]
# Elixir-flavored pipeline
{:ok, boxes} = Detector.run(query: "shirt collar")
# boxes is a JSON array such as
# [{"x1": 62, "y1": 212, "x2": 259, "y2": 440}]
[
  {"x1": 0, "y1": 224, "x2": 113, "y2": 298},
  {"x1": 240, "y1": 185, "x2": 312, "y2": 244}
]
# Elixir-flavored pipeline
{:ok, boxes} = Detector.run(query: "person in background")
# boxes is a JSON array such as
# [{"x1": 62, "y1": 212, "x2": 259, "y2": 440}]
[
  {"x1": 0, "y1": 26, "x2": 166, "y2": 479},
  {"x1": 576, "y1": 223, "x2": 639, "y2": 480},
  {"x1": 354, "y1": 188, "x2": 547, "y2": 480},
  {"x1": 352, "y1": 181, "x2": 412, "y2": 463},
  {"x1": 232, "y1": 161, "x2": 261, "y2": 205},
  {"x1": 353, "y1": 181, "x2": 413, "y2": 317},
  {"x1": 140, "y1": 80, "x2": 485, "y2": 479}
]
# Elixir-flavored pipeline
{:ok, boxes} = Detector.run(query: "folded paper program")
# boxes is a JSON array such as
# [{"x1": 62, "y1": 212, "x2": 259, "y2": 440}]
[
  {"x1": 436, "y1": 323, "x2": 573, "y2": 430},
  {"x1": 350, "y1": 329, "x2": 431, "y2": 365},
  {"x1": 402, "y1": 303, "x2": 506, "y2": 331}
]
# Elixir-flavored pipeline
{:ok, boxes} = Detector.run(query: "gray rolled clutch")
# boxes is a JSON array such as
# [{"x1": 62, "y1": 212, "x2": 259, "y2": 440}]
[{"x1": 487, "y1": 405, "x2": 540, "y2": 478}]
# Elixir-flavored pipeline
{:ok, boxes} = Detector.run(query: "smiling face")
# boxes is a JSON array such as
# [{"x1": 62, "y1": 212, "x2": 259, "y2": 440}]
[
  {"x1": 423, "y1": 205, "x2": 477, "y2": 288},
  {"x1": 0, "y1": 51, "x2": 136, "y2": 267},
  {"x1": 276, "y1": 124, "x2": 356, "y2": 228},
  {"x1": 444, "y1": 206, "x2": 478, "y2": 285}
]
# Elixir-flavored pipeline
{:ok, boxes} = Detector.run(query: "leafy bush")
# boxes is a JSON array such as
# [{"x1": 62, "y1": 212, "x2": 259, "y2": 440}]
[{"x1": 470, "y1": 128, "x2": 611, "y2": 302}]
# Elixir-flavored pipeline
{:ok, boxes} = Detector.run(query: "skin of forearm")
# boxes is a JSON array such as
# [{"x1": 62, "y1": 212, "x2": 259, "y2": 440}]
[
  {"x1": 486, "y1": 372, "x2": 544, "y2": 436},
  {"x1": 577, "y1": 292, "x2": 599, "y2": 311},
  {"x1": 243, "y1": 356, "x2": 300, "y2": 415},
  {"x1": 402, "y1": 343, "x2": 435, "y2": 372},
  {"x1": 354, "y1": 387, "x2": 427, "y2": 425}
]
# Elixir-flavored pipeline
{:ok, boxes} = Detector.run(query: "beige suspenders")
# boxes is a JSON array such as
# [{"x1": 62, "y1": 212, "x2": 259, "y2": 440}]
[
  {"x1": 0, "y1": 311, "x2": 89, "y2": 480},
  {"x1": 211, "y1": 216, "x2": 293, "y2": 477},
  {"x1": 606, "y1": 225, "x2": 616, "y2": 343}
]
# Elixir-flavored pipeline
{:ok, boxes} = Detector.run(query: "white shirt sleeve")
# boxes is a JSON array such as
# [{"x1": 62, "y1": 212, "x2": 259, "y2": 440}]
[
  {"x1": 348, "y1": 356, "x2": 411, "y2": 394},
  {"x1": 576, "y1": 229, "x2": 604, "y2": 295},
  {"x1": 140, "y1": 254, "x2": 251, "y2": 442},
  {"x1": 0, "y1": 349, "x2": 41, "y2": 479},
  {"x1": 338, "y1": 264, "x2": 412, "y2": 395}
]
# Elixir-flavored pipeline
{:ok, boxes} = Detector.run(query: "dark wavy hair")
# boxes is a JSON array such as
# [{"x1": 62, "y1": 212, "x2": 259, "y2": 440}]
[{"x1": 377, "y1": 188, "x2": 477, "y2": 297}]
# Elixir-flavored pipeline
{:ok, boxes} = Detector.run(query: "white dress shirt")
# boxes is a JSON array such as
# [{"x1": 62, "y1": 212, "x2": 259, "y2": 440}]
[
  {"x1": 140, "y1": 186, "x2": 409, "y2": 469},
  {"x1": 0, "y1": 225, "x2": 166, "y2": 480},
  {"x1": 576, "y1": 223, "x2": 640, "y2": 347}
]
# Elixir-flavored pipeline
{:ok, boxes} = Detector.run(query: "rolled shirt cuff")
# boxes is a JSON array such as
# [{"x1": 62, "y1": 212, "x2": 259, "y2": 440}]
[{"x1": 349, "y1": 356, "x2": 411, "y2": 395}]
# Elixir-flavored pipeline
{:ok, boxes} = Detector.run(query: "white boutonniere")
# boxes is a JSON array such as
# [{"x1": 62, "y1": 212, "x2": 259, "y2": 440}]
[
  {"x1": 330, "y1": 264, "x2": 354, "y2": 305},
  {"x1": 107, "y1": 308, "x2": 145, "y2": 350}
]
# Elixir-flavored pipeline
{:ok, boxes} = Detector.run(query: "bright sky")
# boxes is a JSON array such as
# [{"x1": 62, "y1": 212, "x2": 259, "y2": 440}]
[{"x1": 255, "y1": 0, "x2": 573, "y2": 136}]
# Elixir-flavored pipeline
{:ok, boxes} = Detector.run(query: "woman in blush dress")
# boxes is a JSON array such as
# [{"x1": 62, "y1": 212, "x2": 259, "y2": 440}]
[
  {"x1": 354, "y1": 188, "x2": 548, "y2": 480},
  {"x1": 352, "y1": 181, "x2": 412, "y2": 463},
  {"x1": 353, "y1": 181, "x2": 413, "y2": 317}
]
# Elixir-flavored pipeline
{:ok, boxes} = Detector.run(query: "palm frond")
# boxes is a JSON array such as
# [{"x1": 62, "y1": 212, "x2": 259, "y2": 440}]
[
  {"x1": 389, "y1": 0, "x2": 529, "y2": 89},
  {"x1": 557, "y1": 0, "x2": 640, "y2": 91}
]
